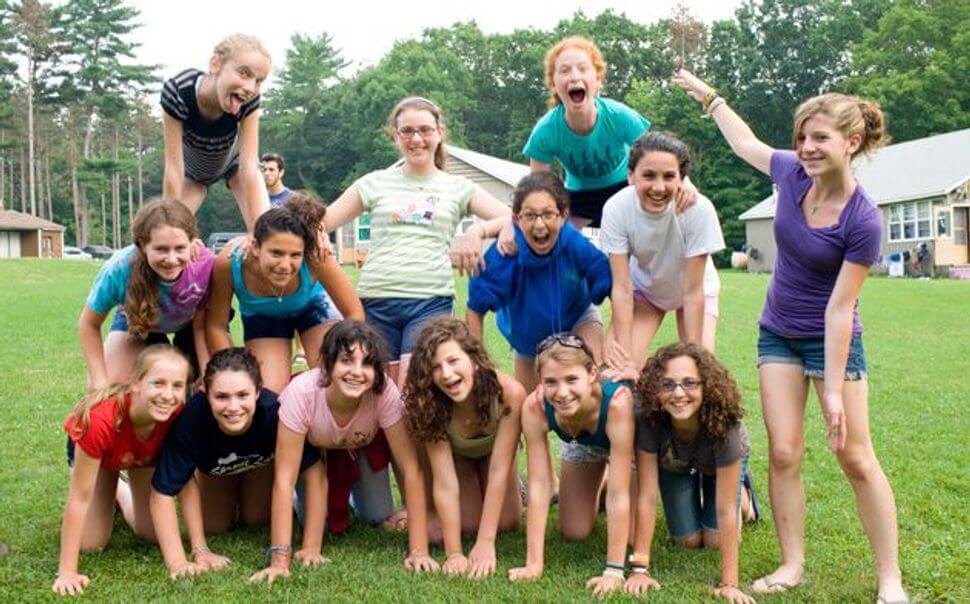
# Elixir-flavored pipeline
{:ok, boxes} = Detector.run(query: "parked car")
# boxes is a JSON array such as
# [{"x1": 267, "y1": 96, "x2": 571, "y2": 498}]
[
  {"x1": 206, "y1": 232, "x2": 246, "y2": 254},
  {"x1": 82, "y1": 245, "x2": 114, "y2": 259},
  {"x1": 63, "y1": 246, "x2": 93, "y2": 260}
]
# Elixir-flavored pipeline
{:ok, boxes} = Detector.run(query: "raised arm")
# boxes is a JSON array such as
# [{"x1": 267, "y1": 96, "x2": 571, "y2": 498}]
[
  {"x1": 162, "y1": 114, "x2": 185, "y2": 202},
  {"x1": 233, "y1": 111, "x2": 271, "y2": 232},
  {"x1": 468, "y1": 375, "x2": 525, "y2": 578},
  {"x1": 672, "y1": 69, "x2": 773, "y2": 175}
]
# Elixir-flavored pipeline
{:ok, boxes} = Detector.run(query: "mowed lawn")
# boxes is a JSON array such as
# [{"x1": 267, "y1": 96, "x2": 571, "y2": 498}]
[{"x1": 0, "y1": 259, "x2": 966, "y2": 603}]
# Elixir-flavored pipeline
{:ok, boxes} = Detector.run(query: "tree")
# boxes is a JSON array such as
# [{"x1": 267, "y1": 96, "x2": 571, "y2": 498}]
[
  {"x1": 0, "y1": 1, "x2": 20, "y2": 209},
  {"x1": 846, "y1": 0, "x2": 970, "y2": 142}
]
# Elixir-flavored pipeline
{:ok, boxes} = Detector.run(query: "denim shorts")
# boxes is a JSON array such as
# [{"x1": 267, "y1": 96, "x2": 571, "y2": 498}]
[
  {"x1": 659, "y1": 456, "x2": 748, "y2": 538},
  {"x1": 362, "y1": 296, "x2": 454, "y2": 360},
  {"x1": 242, "y1": 294, "x2": 340, "y2": 341},
  {"x1": 757, "y1": 326, "x2": 868, "y2": 380},
  {"x1": 512, "y1": 303, "x2": 603, "y2": 361},
  {"x1": 560, "y1": 440, "x2": 611, "y2": 464},
  {"x1": 109, "y1": 308, "x2": 200, "y2": 375}
]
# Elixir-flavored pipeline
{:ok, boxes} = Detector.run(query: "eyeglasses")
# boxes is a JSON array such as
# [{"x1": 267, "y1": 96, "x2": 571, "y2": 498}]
[
  {"x1": 396, "y1": 125, "x2": 438, "y2": 139},
  {"x1": 537, "y1": 332, "x2": 587, "y2": 355},
  {"x1": 517, "y1": 210, "x2": 561, "y2": 224},
  {"x1": 659, "y1": 378, "x2": 702, "y2": 393}
]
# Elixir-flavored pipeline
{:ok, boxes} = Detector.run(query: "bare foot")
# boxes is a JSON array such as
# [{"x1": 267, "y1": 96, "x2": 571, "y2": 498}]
[
  {"x1": 876, "y1": 574, "x2": 908, "y2": 604},
  {"x1": 752, "y1": 565, "x2": 803, "y2": 594},
  {"x1": 381, "y1": 509, "x2": 408, "y2": 532}
]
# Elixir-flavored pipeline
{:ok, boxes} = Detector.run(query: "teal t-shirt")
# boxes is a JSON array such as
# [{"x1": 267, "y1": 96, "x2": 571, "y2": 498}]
[{"x1": 522, "y1": 97, "x2": 650, "y2": 191}]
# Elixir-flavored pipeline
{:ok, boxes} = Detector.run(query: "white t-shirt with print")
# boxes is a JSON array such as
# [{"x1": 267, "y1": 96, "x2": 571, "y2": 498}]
[{"x1": 599, "y1": 186, "x2": 724, "y2": 311}]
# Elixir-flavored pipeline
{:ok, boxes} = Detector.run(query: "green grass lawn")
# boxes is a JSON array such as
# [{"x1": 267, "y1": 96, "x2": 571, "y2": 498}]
[{"x1": 0, "y1": 259, "x2": 967, "y2": 602}]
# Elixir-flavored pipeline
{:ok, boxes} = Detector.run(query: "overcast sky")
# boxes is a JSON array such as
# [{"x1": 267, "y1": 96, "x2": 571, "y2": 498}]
[{"x1": 129, "y1": 0, "x2": 743, "y2": 87}]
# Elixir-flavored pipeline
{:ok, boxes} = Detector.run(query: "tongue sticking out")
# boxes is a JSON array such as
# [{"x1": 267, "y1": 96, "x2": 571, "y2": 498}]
[{"x1": 229, "y1": 94, "x2": 242, "y2": 115}]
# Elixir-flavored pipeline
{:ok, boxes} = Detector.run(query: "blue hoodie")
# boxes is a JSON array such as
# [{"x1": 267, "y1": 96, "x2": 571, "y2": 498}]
[{"x1": 468, "y1": 222, "x2": 612, "y2": 356}]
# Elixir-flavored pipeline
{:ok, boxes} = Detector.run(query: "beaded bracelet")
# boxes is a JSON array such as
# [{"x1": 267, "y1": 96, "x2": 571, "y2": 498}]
[
  {"x1": 703, "y1": 89, "x2": 718, "y2": 109},
  {"x1": 264, "y1": 544, "x2": 293, "y2": 565}
]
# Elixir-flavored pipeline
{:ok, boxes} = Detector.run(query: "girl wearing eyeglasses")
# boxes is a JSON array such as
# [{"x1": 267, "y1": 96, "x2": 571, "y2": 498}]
[
  {"x1": 509, "y1": 334, "x2": 635, "y2": 598},
  {"x1": 625, "y1": 342, "x2": 758, "y2": 603},
  {"x1": 323, "y1": 97, "x2": 511, "y2": 391}
]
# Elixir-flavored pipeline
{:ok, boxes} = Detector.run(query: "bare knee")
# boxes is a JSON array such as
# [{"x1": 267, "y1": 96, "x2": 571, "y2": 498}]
[
  {"x1": 561, "y1": 517, "x2": 595, "y2": 541},
  {"x1": 497, "y1": 508, "x2": 520, "y2": 533},
  {"x1": 79, "y1": 535, "x2": 110, "y2": 553},
  {"x1": 132, "y1": 520, "x2": 158, "y2": 544},
  {"x1": 837, "y1": 449, "x2": 879, "y2": 483},
  {"x1": 702, "y1": 529, "x2": 720, "y2": 549},
  {"x1": 769, "y1": 443, "x2": 804, "y2": 473},
  {"x1": 673, "y1": 532, "x2": 703, "y2": 548},
  {"x1": 204, "y1": 513, "x2": 234, "y2": 535}
]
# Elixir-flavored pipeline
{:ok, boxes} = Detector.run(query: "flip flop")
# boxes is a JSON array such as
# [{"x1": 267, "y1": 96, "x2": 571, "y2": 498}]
[
  {"x1": 752, "y1": 575, "x2": 801, "y2": 594},
  {"x1": 742, "y1": 469, "x2": 762, "y2": 523}
]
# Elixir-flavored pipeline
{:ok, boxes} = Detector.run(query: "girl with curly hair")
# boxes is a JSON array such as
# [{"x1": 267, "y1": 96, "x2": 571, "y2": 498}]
[
  {"x1": 625, "y1": 342, "x2": 758, "y2": 603},
  {"x1": 509, "y1": 334, "x2": 635, "y2": 598},
  {"x1": 206, "y1": 192, "x2": 364, "y2": 393},
  {"x1": 403, "y1": 318, "x2": 525, "y2": 577}
]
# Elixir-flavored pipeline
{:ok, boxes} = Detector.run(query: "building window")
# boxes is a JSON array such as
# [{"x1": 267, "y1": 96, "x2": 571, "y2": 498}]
[
  {"x1": 358, "y1": 213, "x2": 371, "y2": 242},
  {"x1": 888, "y1": 201, "x2": 932, "y2": 242},
  {"x1": 937, "y1": 209, "x2": 951, "y2": 238}
]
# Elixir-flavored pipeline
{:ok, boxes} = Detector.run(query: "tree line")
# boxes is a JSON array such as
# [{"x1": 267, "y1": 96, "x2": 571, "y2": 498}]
[{"x1": 1, "y1": 0, "x2": 967, "y2": 256}]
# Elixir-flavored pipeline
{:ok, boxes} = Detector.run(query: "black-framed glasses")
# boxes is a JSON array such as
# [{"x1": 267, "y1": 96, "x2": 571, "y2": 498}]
[
  {"x1": 659, "y1": 378, "x2": 702, "y2": 393},
  {"x1": 537, "y1": 332, "x2": 588, "y2": 355},
  {"x1": 517, "y1": 210, "x2": 561, "y2": 224},
  {"x1": 396, "y1": 125, "x2": 438, "y2": 139}
]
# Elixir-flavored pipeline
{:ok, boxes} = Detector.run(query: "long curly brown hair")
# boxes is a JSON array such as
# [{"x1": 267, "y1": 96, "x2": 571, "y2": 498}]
[
  {"x1": 635, "y1": 342, "x2": 743, "y2": 440},
  {"x1": 403, "y1": 317, "x2": 505, "y2": 443}
]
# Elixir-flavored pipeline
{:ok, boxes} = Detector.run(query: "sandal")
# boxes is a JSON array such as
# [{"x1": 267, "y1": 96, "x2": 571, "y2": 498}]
[
  {"x1": 752, "y1": 575, "x2": 801, "y2": 594},
  {"x1": 876, "y1": 593, "x2": 910, "y2": 604}
]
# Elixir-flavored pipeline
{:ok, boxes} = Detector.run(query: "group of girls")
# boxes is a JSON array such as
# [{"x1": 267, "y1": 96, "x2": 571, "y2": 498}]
[{"x1": 54, "y1": 30, "x2": 906, "y2": 604}]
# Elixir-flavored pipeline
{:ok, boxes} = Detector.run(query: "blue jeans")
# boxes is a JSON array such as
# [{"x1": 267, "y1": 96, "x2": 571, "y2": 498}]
[
  {"x1": 362, "y1": 296, "x2": 454, "y2": 360},
  {"x1": 658, "y1": 456, "x2": 749, "y2": 538},
  {"x1": 756, "y1": 326, "x2": 868, "y2": 380}
]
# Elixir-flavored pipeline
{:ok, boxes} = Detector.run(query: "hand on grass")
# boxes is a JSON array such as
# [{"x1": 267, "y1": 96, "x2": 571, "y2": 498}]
[
  {"x1": 52, "y1": 572, "x2": 90, "y2": 596},
  {"x1": 442, "y1": 553, "x2": 469, "y2": 575},
  {"x1": 193, "y1": 549, "x2": 231, "y2": 571},
  {"x1": 247, "y1": 565, "x2": 290, "y2": 585},
  {"x1": 294, "y1": 548, "x2": 329, "y2": 567},
  {"x1": 169, "y1": 561, "x2": 206, "y2": 580},
  {"x1": 466, "y1": 541, "x2": 497, "y2": 578},
  {"x1": 711, "y1": 584, "x2": 757, "y2": 604},
  {"x1": 624, "y1": 572, "x2": 661, "y2": 595},
  {"x1": 508, "y1": 564, "x2": 542, "y2": 582},
  {"x1": 821, "y1": 389, "x2": 847, "y2": 451},
  {"x1": 586, "y1": 573, "x2": 624, "y2": 598},
  {"x1": 404, "y1": 552, "x2": 440, "y2": 574}
]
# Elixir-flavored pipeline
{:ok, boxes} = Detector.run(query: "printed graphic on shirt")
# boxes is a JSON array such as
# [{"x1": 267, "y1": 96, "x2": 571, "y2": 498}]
[
  {"x1": 389, "y1": 194, "x2": 437, "y2": 226},
  {"x1": 210, "y1": 452, "x2": 273, "y2": 476}
]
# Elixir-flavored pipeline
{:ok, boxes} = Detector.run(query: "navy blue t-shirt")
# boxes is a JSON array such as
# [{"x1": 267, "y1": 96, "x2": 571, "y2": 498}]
[{"x1": 152, "y1": 389, "x2": 320, "y2": 496}]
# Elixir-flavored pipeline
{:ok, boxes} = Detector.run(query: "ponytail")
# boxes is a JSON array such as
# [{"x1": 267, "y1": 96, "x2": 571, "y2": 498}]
[{"x1": 253, "y1": 191, "x2": 327, "y2": 261}]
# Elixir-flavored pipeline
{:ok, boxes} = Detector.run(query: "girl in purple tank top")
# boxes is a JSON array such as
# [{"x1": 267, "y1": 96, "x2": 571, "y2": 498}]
[{"x1": 674, "y1": 70, "x2": 907, "y2": 604}]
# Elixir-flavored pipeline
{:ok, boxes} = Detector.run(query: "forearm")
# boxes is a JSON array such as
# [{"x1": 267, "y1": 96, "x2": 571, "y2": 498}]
[
  {"x1": 78, "y1": 320, "x2": 107, "y2": 389},
  {"x1": 268, "y1": 481, "x2": 296, "y2": 569},
  {"x1": 432, "y1": 477, "x2": 463, "y2": 556},
  {"x1": 823, "y1": 305, "x2": 854, "y2": 394},
  {"x1": 610, "y1": 286, "x2": 635, "y2": 354},
  {"x1": 523, "y1": 480, "x2": 550, "y2": 568},
  {"x1": 177, "y1": 479, "x2": 207, "y2": 552},
  {"x1": 471, "y1": 216, "x2": 510, "y2": 239},
  {"x1": 163, "y1": 165, "x2": 182, "y2": 201},
  {"x1": 466, "y1": 309, "x2": 484, "y2": 342},
  {"x1": 403, "y1": 469, "x2": 430, "y2": 556},
  {"x1": 238, "y1": 165, "x2": 269, "y2": 233},
  {"x1": 680, "y1": 289, "x2": 705, "y2": 346},
  {"x1": 604, "y1": 483, "x2": 631, "y2": 565},
  {"x1": 717, "y1": 505, "x2": 741, "y2": 586},
  {"x1": 191, "y1": 316, "x2": 209, "y2": 378},
  {"x1": 475, "y1": 461, "x2": 512, "y2": 544},
  {"x1": 205, "y1": 321, "x2": 232, "y2": 356},
  {"x1": 150, "y1": 490, "x2": 189, "y2": 570},
  {"x1": 630, "y1": 495, "x2": 657, "y2": 564},
  {"x1": 300, "y1": 465, "x2": 327, "y2": 553},
  {"x1": 58, "y1": 498, "x2": 89, "y2": 574}
]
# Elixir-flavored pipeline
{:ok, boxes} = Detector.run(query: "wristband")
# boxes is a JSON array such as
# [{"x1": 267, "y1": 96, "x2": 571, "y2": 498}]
[
  {"x1": 631, "y1": 566, "x2": 650, "y2": 575},
  {"x1": 445, "y1": 552, "x2": 464, "y2": 560},
  {"x1": 264, "y1": 544, "x2": 293, "y2": 565},
  {"x1": 603, "y1": 567, "x2": 625, "y2": 579},
  {"x1": 703, "y1": 89, "x2": 718, "y2": 109}
]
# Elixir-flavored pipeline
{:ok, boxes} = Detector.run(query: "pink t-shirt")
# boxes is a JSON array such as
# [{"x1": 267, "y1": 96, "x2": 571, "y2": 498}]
[{"x1": 278, "y1": 369, "x2": 403, "y2": 450}]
